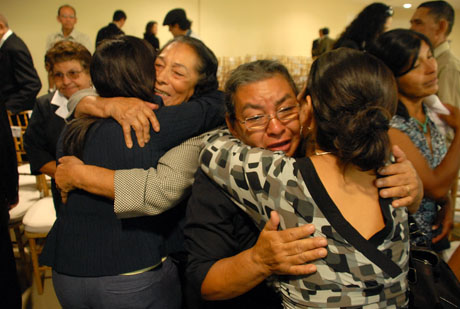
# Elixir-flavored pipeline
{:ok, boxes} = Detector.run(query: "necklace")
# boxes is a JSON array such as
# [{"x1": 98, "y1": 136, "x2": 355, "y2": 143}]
[
  {"x1": 412, "y1": 116, "x2": 429, "y2": 134},
  {"x1": 314, "y1": 150, "x2": 331, "y2": 156}
]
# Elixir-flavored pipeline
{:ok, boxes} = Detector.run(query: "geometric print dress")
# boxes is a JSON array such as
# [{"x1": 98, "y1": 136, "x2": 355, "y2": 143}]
[{"x1": 200, "y1": 130, "x2": 409, "y2": 308}]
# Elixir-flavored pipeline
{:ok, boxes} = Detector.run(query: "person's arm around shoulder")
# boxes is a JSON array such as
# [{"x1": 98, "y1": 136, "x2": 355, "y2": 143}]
[{"x1": 114, "y1": 134, "x2": 205, "y2": 218}]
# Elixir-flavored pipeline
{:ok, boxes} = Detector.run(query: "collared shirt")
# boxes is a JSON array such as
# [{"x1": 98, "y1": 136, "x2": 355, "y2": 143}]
[
  {"x1": 46, "y1": 29, "x2": 92, "y2": 52},
  {"x1": 185, "y1": 29, "x2": 201, "y2": 40},
  {"x1": 50, "y1": 90, "x2": 69, "y2": 119},
  {"x1": 434, "y1": 40, "x2": 460, "y2": 110},
  {"x1": 0, "y1": 29, "x2": 13, "y2": 48}
]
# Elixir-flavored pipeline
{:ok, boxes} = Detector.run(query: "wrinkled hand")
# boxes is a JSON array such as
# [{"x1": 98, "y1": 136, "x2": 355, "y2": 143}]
[
  {"x1": 55, "y1": 156, "x2": 84, "y2": 203},
  {"x1": 251, "y1": 211, "x2": 328, "y2": 276},
  {"x1": 432, "y1": 198, "x2": 454, "y2": 244},
  {"x1": 439, "y1": 103, "x2": 460, "y2": 132},
  {"x1": 106, "y1": 98, "x2": 160, "y2": 148},
  {"x1": 376, "y1": 145, "x2": 423, "y2": 212}
]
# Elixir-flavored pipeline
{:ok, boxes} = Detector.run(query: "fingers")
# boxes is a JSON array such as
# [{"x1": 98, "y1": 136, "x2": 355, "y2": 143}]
[
  {"x1": 391, "y1": 145, "x2": 407, "y2": 162},
  {"x1": 379, "y1": 182, "x2": 410, "y2": 198},
  {"x1": 282, "y1": 236, "x2": 328, "y2": 257},
  {"x1": 122, "y1": 124, "x2": 135, "y2": 149},
  {"x1": 145, "y1": 103, "x2": 160, "y2": 132},
  {"x1": 264, "y1": 211, "x2": 281, "y2": 232},
  {"x1": 432, "y1": 228, "x2": 449, "y2": 244},
  {"x1": 391, "y1": 196, "x2": 413, "y2": 208},
  {"x1": 285, "y1": 263, "x2": 317, "y2": 276},
  {"x1": 60, "y1": 191, "x2": 68, "y2": 204}
]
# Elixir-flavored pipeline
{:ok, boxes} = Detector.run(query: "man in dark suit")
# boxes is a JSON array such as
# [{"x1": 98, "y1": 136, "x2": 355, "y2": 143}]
[
  {"x1": 95, "y1": 10, "x2": 127, "y2": 47},
  {"x1": 0, "y1": 15, "x2": 22, "y2": 309},
  {"x1": 0, "y1": 14, "x2": 41, "y2": 114},
  {"x1": 311, "y1": 28, "x2": 323, "y2": 59}
]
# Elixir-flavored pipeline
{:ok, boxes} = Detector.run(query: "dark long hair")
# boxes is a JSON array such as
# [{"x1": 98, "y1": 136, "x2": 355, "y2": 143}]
[
  {"x1": 367, "y1": 29, "x2": 433, "y2": 118},
  {"x1": 63, "y1": 36, "x2": 157, "y2": 158},
  {"x1": 159, "y1": 36, "x2": 218, "y2": 96},
  {"x1": 333, "y1": 2, "x2": 393, "y2": 50},
  {"x1": 304, "y1": 48, "x2": 397, "y2": 171},
  {"x1": 144, "y1": 21, "x2": 157, "y2": 38}
]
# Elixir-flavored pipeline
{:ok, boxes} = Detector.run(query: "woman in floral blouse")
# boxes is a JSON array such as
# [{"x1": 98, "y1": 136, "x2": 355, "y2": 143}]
[{"x1": 368, "y1": 29, "x2": 460, "y2": 249}]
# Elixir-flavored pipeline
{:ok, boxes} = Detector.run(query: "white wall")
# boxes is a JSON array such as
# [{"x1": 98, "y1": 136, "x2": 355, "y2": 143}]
[{"x1": 3, "y1": 0, "x2": 459, "y2": 96}]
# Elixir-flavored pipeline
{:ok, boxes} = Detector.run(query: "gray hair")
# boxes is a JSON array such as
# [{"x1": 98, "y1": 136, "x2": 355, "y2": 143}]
[{"x1": 224, "y1": 59, "x2": 298, "y2": 122}]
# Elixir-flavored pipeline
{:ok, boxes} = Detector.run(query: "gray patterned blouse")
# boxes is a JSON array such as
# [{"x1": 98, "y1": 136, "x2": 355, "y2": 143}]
[{"x1": 200, "y1": 130, "x2": 409, "y2": 308}]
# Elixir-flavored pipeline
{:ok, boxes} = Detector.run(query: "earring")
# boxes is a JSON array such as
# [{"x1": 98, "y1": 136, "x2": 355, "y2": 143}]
[{"x1": 300, "y1": 125, "x2": 311, "y2": 138}]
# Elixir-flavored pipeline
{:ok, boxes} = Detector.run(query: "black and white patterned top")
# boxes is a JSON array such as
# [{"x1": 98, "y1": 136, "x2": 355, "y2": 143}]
[{"x1": 200, "y1": 130, "x2": 409, "y2": 308}]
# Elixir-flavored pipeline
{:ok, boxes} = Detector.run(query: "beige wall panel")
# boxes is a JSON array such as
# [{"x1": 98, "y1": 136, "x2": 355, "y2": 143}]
[{"x1": 2, "y1": 0, "x2": 459, "y2": 96}]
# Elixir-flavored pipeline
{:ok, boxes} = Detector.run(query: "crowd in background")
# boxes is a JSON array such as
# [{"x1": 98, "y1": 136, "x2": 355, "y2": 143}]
[{"x1": 1, "y1": 1, "x2": 460, "y2": 308}]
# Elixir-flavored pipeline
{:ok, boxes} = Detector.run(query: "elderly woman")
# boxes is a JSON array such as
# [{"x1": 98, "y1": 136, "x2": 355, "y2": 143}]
[
  {"x1": 54, "y1": 36, "x2": 224, "y2": 217},
  {"x1": 23, "y1": 41, "x2": 92, "y2": 212},
  {"x1": 42, "y1": 36, "x2": 224, "y2": 309},
  {"x1": 197, "y1": 49, "x2": 410, "y2": 308},
  {"x1": 368, "y1": 29, "x2": 460, "y2": 249}
]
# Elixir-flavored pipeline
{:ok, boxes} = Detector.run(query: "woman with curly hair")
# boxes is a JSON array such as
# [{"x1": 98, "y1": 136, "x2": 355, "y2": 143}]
[{"x1": 333, "y1": 2, "x2": 393, "y2": 50}]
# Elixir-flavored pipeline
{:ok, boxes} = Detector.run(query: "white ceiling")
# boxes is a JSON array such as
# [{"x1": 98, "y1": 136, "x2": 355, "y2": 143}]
[{"x1": 353, "y1": 0, "x2": 460, "y2": 9}]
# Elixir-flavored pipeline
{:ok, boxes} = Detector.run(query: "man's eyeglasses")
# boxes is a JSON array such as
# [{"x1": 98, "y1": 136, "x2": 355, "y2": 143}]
[
  {"x1": 59, "y1": 14, "x2": 76, "y2": 19},
  {"x1": 53, "y1": 70, "x2": 83, "y2": 81},
  {"x1": 238, "y1": 104, "x2": 299, "y2": 131}
]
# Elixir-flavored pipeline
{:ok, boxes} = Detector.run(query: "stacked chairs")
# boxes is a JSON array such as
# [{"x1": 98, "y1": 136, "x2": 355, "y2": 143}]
[
  {"x1": 216, "y1": 55, "x2": 313, "y2": 91},
  {"x1": 23, "y1": 196, "x2": 55, "y2": 294}
]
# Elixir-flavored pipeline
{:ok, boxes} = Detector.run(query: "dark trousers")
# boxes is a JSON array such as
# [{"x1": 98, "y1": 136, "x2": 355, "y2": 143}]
[
  {"x1": 0, "y1": 200, "x2": 22, "y2": 309},
  {"x1": 52, "y1": 258, "x2": 182, "y2": 309}
]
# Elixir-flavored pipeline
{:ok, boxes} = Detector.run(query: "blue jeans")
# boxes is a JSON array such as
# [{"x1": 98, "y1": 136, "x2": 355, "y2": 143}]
[{"x1": 52, "y1": 258, "x2": 181, "y2": 309}]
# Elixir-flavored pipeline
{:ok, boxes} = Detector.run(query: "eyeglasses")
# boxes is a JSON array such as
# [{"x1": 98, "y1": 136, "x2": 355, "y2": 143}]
[
  {"x1": 59, "y1": 14, "x2": 76, "y2": 19},
  {"x1": 53, "y1": 70, "x2": 83, "y2": 81},
  {"x1": 238, "y1": 104, "x2": 299, "y2": 131}
]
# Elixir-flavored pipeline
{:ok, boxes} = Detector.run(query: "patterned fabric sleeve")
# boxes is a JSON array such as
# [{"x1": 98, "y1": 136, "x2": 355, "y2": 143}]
[
  {"x1": 200, "y1": 129, "x2": 309, "y2": 229},
  {"x1": 114, "y1": 133, "x2": 207, "y2": 218}
]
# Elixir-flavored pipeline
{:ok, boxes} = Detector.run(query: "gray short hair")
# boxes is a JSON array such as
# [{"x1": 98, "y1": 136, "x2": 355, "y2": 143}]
[{"x1": 224, "y1": 60, "x2": 298, "y2": 122}]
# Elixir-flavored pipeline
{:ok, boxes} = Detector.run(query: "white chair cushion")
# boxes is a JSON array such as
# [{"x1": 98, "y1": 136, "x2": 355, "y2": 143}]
[
  {"x1": 17, "y1": 163, "x2": 32, "y2": 175},
  {"x1": 23, "y1": 197, "x2": 56, "y2": 234},
  {"x1": 9, "y1": 175, "x2": 42, "y2": 223}
]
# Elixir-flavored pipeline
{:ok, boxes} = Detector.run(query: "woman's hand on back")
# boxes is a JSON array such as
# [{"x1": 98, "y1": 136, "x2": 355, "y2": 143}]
[{"x1": 104, "y1": 97, "x2": 161, "y2": 148}]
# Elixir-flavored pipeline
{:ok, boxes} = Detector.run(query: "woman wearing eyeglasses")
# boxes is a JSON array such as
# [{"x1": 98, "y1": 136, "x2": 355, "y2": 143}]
[
  {"x1": 198, "y1": 48, "x2": 410, "y2": 308},
  {"x1": 24, "y1": 40, "x2": 92, "y2": 212}
]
